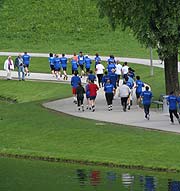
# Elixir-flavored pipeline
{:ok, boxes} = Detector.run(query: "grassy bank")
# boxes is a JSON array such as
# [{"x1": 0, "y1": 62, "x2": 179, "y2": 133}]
[
  {"x1": 0, "y1": 0, "x2": 158, "y2": 58},
  {"x1": 0, "y1": 79, "x2": 180, "y2": 171}
]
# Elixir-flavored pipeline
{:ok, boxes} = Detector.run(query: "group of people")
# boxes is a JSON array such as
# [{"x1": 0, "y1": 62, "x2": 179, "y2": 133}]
[
  {"x1": 70, "y1": 53, "x2": 154, "y2": 121},
  {"x1": 3, "y1": 52, "x2": 31, "y2": 80}
]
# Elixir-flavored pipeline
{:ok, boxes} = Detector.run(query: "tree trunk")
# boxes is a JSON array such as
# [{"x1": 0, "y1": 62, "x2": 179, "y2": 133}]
[{"x1": 164, "y1": 52, "x2": 179, "y2": 95}]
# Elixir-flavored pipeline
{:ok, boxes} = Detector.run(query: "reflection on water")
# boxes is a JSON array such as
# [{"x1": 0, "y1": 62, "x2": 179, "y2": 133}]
[
  {"x1": 1, "y1": 157, "x2": 180, "y2": 191},
  {"x1": 75, "y1": 169, "x2": 180, "y2": 191}
]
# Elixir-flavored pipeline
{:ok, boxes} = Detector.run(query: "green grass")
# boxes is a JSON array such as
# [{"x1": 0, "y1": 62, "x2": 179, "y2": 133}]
[
  {"x1": 0, "y1": 0, "x2": 158, "y2": 59},
  {"x1": 0, "y1": 79, "x2": 180, "y2": 171}
]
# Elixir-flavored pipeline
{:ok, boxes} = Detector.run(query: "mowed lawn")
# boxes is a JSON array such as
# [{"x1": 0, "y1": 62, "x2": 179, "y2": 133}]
[{"x1": 0, "y1": 79, "x2": 180, "y2": 171}]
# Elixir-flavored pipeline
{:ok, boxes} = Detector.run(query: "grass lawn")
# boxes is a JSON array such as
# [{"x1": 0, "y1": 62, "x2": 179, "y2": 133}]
[{"x1": 0, "y1": 79, "x2": 180, "y2": 171}]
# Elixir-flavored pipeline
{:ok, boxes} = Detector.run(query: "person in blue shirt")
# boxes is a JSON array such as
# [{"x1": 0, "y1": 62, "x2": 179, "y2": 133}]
[
  {"x1": 140, "y1": 86, "x2": 153, "y2": 120},
  {"x1": 85, "y1": 81, "x2": 91, "y2": 110},
  {"x1": 107, "y1": 56, "x2": 116, "y2": 75},
  {"x1": 135, "y1": 76, "x2": 145, "y2": 105},
  {"x1": 84, "y1": 55, "x2": 91, "y2": 75},
  {"x1": 124, "y1": 75, "x2": 134, "y2": 110},
  {"x1": 94, "y1": 53, "x2": 101, "y2": 68},
  {"x1": 177, "y1": 93, "x2": 180, "y2": 114},
  {"x1": 60, "y1": 53, "x2": 68, "y2": 80},
  {"x1": 48, "y1": 53, "x2": 55, "y2": 77},
  {"x1": 71, "y1": 59, "x2": 78, "y2": 75},
  {"x1": 53, "y1": 54, "x2": 61, "y2": 80},
  {"x1": 104, "y1": 79, "x2": 115, "y2": 111},
  {"x1": 167, "y1": 91, "x2": 180, "y2": 124},
  {"x1": 102, "y1": 71, "x2": 110, "y2": 87},
  {"x1": 78, "y1": 51, "x2": 85, "y2": 77},
  {"x1": 87, "y1": 70, "x2": 96, "y2": 82},
  {"x1": 22, "y1": 52, "x2": 31, "y2": 76},
  {"x1": 71, "y1": 71, "x2": 81, "y2": 103},
  {"x1": 108, "y1": 69, "x2": 118, "y2": 96}
]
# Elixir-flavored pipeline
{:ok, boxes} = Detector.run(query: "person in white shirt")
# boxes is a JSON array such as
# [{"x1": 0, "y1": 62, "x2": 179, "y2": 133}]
[
  {"x1": 121, "y1": 62, "x2": 129, "y2": 78},
  {"x1": 4, "y1": 56, "x2": 14, "y2": 80},
  {"x1": 115, "y1": 60, "x2": 122, "y2": 86},
  {"x1": 96, "y1": 61, "x2": 105, "y2": 87},
  {"x1": 118, "y1": 81, "x2": 131, "y2": 112}
]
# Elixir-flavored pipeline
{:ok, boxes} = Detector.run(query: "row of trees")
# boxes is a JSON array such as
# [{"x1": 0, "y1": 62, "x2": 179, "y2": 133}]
[{"x1": 97, "y1": 0, "x2": 180, "y2": 94}]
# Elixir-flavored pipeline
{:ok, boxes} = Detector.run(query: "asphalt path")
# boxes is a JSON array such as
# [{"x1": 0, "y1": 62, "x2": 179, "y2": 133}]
[{"x1": 0, "y1": 52, "x2": 180, "y2": 133}]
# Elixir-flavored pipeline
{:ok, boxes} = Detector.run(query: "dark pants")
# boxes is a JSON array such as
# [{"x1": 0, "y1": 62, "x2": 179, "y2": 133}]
[
  {"x1": 121, "y1": 97, "x2": 128, "y2": 111},
  {"x1": 97, "y1": 74, "x2": 103, "y2": 87},
  {"x1": 105, "y1": 93, "x2": 114, "y2": 105},
  {"x1": 77, "y1": 96, "x2": 84, "y2": 107},
  {"x1": 144, "y1": 104, "x2": 150, "y2": 117},
  {"x1": 169, "y1": 109, "x2": 179, "y2": 122}
]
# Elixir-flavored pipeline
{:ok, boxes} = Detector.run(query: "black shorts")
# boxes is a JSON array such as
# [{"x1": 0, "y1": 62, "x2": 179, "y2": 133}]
[
  {"x1": 86, "y1": 68, "x2": 90, "y2": 73},
  {"x1": 136, "y1": 92, "x2": 141, "y2": 99},
  {"x1": 79, "y1": 65, "x2": 84, "y2": 70},
  {"x1": 50, "y1": 65, "x2": 55, "y2": 71},
  {"x1": 55, "y1": 68, "x2": 61, "y2": 72},
  {"x1": 63, "y1": 67, "x2": 67, "y2": 71}
]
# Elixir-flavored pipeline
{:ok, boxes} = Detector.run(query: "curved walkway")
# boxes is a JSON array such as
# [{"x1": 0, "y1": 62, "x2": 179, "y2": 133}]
[{"x1": 0, "y1": 52, "x2": 180, "y2": 134}]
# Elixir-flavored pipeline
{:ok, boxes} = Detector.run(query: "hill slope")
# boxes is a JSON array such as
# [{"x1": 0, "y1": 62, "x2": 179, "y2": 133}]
[{"x1": 0, "y1": 0, "x2": 150, "y2": 57}]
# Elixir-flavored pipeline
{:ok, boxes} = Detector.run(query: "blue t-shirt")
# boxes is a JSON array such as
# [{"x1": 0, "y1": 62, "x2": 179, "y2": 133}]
[
  {"x1": 104, "y1": 83, "x2": 114, "y2": 93},
  {"x1": 107, "y1": 63, "x2": 116, "y2": 74},
  {"x1": 102, "y1": 75, "x2": 110, "y2": 86},
  {"x1": 53, "y1": 57, "x2": 61, "y2": 69},
  {"x1": 107, "y1": 58, "x2": 115, "y2": 65},
  {"x1": 71, "y1": 60, "x2": 78, "y2": 70},
  {"x1": 88, "y1": 74, "x2": 96, "y2": 81},
  {"x1": 85, "y1": 84, "x2": 90, "y2": 97},
  {"x1": 85, "y1": 58, "x2": 91, "y2": 69},
  {"x1": 94, "y1": 56, "x2": 101, "y2": 66},
  {"x1": 60, "y1": 57, "x2": 67, "y2": 68},
  {"x1": 22, "y1": 54, "x2": 31, "y2": 65},
  {"x1": 48, "y1": 57, "x2": 54, "y2": 66},
  {"x1": 141, "y1": 90, "x2": 153, "y2": 105},
  {"x1": 78, "y1": 55, "x2": 85, "y2": 65},
  {"x1": 177, "y1": 96, "x2": 180, "y2": 108},
  {"x1": 167, "y1": 95, "x2": 178, "y2": 110},
  {"x1": 136, "y1": 80, "x2": 144, "y2": 94},
  {"x1": 127, "y1": 76, "x2": 134, "y2": 89},
  {"x1": 108, "y1": 73, "x2": 118, "y2": 86},
  {"x1": 71, "y1": 76, "x2": 81, "y2": 88}
]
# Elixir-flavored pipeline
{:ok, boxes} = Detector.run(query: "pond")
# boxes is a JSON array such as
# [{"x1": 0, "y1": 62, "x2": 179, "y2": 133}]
[{"x1": 0, "y1": 157, "x2": 180, "y2": 191}]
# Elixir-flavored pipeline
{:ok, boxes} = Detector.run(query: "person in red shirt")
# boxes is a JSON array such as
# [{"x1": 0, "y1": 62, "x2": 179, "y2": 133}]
[{"x1": 89, "y1": 80, "x2": 99, "y2": 112}]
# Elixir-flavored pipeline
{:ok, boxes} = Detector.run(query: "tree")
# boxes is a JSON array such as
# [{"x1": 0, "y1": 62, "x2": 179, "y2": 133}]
[{"x1": 97, "y1": 0, "x2": 180, "y2": 94}]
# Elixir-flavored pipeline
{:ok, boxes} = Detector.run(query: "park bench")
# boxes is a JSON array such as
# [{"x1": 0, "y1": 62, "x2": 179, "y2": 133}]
[{"x1": 152, "y1": 94, "x2": 165, "y2": 110}]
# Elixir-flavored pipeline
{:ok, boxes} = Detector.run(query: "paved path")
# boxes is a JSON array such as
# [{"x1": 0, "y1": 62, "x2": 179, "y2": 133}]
[{"x1": 0, "y1": 52, "x2": 180, "y2": 133}]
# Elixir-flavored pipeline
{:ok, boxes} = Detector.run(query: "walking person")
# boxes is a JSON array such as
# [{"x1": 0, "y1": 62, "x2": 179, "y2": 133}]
[
  {"x1": 88, "y1": 80, "x2": 99, "y2": 112},
  {"x1": 84, "y1": 55, "x2": 92, "y2": 75},
  {"x1": 104, "y1": 79, "x2": 115, "y2": 111},
  {"x1": 4, "y1": 56, "x2": 14, "y2": 80},
  {"x1": 48, "y1": 53, "x2": 55, "y2": 77},
  {"x1": 53, "y1": 54, "x2": 61, "y2": 80},
  {"x1": 78, "y1": 51, "x2": 85, "y2": 77},
  {"x1": 118, "y1": 81, "x2": 131, "y2": 112},
  {"x1": 135, "y1": 76, "x2": 144, "y2": 106},
  {"x1": 167, "y1": 91, "x2": 180, "y2": 125},
  {"x1": 94, "y1": 53, "x2": 101, "y2": 69},
  {"x1": 76, "y1": 82, "x2": 85, "y2": 111},
  {"x1": 140, "y1": 86, "x2": 153, "y2": 120},
  {"x1": 96, "y1": 61, "x2": 105, "y2": 88},
  {"x1": 22, "y1": 52, "x2": 31, "y2": 76},
  {"x1": 85, "y1": 81, "x2": 91, "y2": 110},
  {"x1": 71, "y1": 58, "x2": 78, "y2": 75},
  {"x1": 60, "y1": 53, "x2": 68, "y2": 80},
  {"x1": 71, "y1": 71, "x2": 81, "y2": 104},
  {"x1": 15, "y1": 54, "x2": 25, "y2": 81},
  {"x1": 115, "y1": 60, "x2": 122, "y2": 87}
]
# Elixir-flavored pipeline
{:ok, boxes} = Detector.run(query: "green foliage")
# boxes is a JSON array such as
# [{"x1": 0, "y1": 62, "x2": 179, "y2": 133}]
[{"x1": 97, "y1": 0, "x2": 180, "y2": 58}]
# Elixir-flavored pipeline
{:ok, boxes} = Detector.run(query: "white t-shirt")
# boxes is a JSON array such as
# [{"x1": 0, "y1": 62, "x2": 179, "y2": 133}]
[
  {"x1": 119, "y1": 84, "x2": 131, "y2": 97},
  {"x1": 115, "y1": 64, "x2": 122, "y2": 75},
  {"x1": 122, "y1": 65, "x2": 129, "y2": 75},
  {"x1": 96, "y1": 64, "x2": 105, "y2": 74}
]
